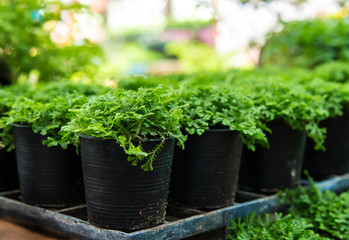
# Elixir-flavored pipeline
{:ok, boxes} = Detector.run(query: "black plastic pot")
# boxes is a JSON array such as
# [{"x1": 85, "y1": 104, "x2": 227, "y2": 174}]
[
  {"x1": 0, "y1": 149, "x2": 18, "y2": 191},
  {"x1": 0, "y1": 59, "x2": 12, "y2": 86},
  {"x1": 303, "y1": 111, "x2": 349, "y2": 180},
  {"x1": 168, "y1": 129, "x2": 242, "y2": 209},
  {"x1": 12, "y1": 124, "x2": 84, "y2": 208},
  {"x1": 80, "y1": 135, "x2": 175, "y2": 230},
  {"x1": 239, "y1": 121, "x2": 306, "y2": 193}
]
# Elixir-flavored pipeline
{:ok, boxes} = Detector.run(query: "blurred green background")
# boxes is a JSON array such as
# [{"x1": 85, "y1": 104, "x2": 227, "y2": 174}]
[{"x1": 0, "y1": 0, "x2": 348, "y2": 86}]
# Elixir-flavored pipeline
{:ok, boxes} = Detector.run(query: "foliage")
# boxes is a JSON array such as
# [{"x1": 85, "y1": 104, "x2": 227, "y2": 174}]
[
  {"x1": 1, "y1": 93, "x2": 88, "y2": 150},
  {"x1": 232, "y1": 78, "x2": 331, "y2": 150},
  {"x1": 32, "y1": 81, "x2": 111, "y2": 101},
  {"x1": 231, "y1": 66, "x2": 349, "y2": 124},
  {"x1": 301, "y1": 79, "x2": 349, "y2": 117},
  {"x1": 279, "y1": 172, "x2": 349, "y2": 239},
  {"x1": 226, "y1": 212, "x2": 328, "y2": 240},
  {"x1": 226, "y1": 172, "x2": 349, "y2": 239},
  {"x1": 117, "y1": 70, "x2": 240, "y2": 90},
  {"x1": 0, "y1": 84, "x2": 35, "y2": 150},
  {"x1": 260, "y1": 18, "x2": 349, "y2": 68},
  {"x1": 165, "y1": 41, "x2": 229, "y2": 72},
  {"x1": 117, "y1": 74, "x2": 184, "y2": 90},
  {"x1": 0, "y1": 81, "x2": 109, "y2": 150},
  {"x1": 0, "y1": 0, "x2": 104, "y2": 83},
  {"x1": 165, "y1": 18, "x2": 215, "y2": 30},
  {"x1": 0, "y1": 89, "x2": 16, "y2": 115},
  {"x1": 117, "y1": 69, "x2": 341, "y2": 151},
  {"x1": 178, "y1": 87, "x2": 269, "y2": 151},
  {"x1": 314, "y1": 61, "x2": 349, "y2": 83},
  {"x1": 59, "y1": 86, "x2": 186, "y2": 171},
  {"x1": 0, "y1": 84, "x2": 34, "y2": 115},
  {"x1": 0, "y1": 81, "x2": 109, "y2": 114}
]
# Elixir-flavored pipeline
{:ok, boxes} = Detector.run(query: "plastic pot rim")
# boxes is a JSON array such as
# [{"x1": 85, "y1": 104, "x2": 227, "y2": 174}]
[
  {"x1": 11, "y1": 123, "x2": 31, "y2": 128},
  {"x1": 79, "y1": 134, "x2": 173, "y2": 143},
  {"x1": 203, "y1": 128, "x2": 235, "y2": 133},
  {"x1": 186, "y1": 128, "x2": 238, "y2": 135}
]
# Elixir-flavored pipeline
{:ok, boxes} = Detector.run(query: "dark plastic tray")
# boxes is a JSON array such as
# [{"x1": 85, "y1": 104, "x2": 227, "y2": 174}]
[{"x1": 0, "y1": 174, "x2": 349, "y2": 240}]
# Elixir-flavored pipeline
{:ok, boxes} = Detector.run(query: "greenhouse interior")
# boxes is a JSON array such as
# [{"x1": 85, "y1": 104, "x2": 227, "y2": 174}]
[{"x1": 1, "y1": 0, "x2": 349, "y2": 239}]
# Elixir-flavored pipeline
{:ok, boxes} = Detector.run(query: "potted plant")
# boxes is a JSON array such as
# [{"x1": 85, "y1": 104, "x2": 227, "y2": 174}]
[
  {"x1": 0, "y1": 87, "x2": 20, "y2": 191},
  {"x1": 1, "y1": 92, "x2": 87, "y2": 207},
  {"x1": 301, "y1": 76, "x2": 349, "y2": 180},
  {"x1": 236, "y1": 79, "x2": 330, "y2": 193},
  {"x1": 169, "y1": 87, "x2": 268, "y2": 209},
  {"x1": 58, "y1": 86, "x2": 186, "y2": 230}
]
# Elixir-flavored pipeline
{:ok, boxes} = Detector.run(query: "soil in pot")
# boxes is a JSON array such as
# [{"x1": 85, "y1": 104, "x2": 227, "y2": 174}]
[
  {"x1": 303, "y1": 110, "x2": 349, "y2": 180},
  {"x1": 168, "y1": 129, "x2": 243, "y2": 209},
  {"x1": 79, "y1": 135, "x2": 175, "y2": 230},
  {"x1": 12, "y1": 124, "x2": 84, "y2": 208},
  {"x1": 239, "y1": 120, "x2": 306, "y2": 193},
  {"x1": 0, "y1": 149, "x2": 18, "y2": 191}
]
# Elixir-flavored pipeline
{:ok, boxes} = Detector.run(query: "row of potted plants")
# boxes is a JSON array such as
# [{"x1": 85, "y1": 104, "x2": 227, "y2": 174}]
[
  {"x1": 0, "y1": 63, "x2": 348, "y2": 230},
  {"x1": 119, "y1": 62, "x2": 349, "y2": 181},
  {"x1": 0, "y1": 82, "x2": 111, "y2": 207}
]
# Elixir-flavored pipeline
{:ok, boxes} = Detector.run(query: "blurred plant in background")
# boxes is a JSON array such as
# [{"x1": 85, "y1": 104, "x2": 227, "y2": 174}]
[
  {"x1": 0, "y1": 0, "x2": 347, "y2": 85},
  {"x1": 0, "y1": 0, "x2": 104, "y2": 84},
  {"x1": 260, "y1": 17, "x2": 349, "y2": 68},
  {"x1": 165, "y1": 41, "x2": 230, "y2": 72}
]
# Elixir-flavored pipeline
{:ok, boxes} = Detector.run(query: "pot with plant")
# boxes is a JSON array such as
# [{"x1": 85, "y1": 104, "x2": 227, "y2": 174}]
[
  {"x1": 236, "y1": 79, "x2": 330, "y2": 193},
  {"x1": 0, "y1": 87, "x2": 20, "y2": 191},
  {"x1": 168, "y1": 87, "x2": 268, "y2": 209},
  {"x1": 58, "y1": 86, "x2": 186, "y2": 230},
  {"x1": 301, "y1": 78, "x2": 349, "y2": 180},
  {"x1": 2, "y1": 93, "x2": 87, "y2": 207}
]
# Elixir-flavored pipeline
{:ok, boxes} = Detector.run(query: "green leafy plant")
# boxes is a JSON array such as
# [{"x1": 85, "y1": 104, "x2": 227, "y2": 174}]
[
  {"x1": 232, "y1": 78, "x2": 331, "y2": 150},
  {"x1": 31, "y1": 81, "x2": 111, "y2": 101},
  {"x1": 314, "y1": 61, "x2": 349, "y2": 83},
  {"x1": 0, "y1": 0, "x2": 104, "y2": 83},
  {"x1": 301, "y1": 79, "x2": 349, "y2": 117},
  {"x1": 234, "y1": 66, "x2": 349, "y2": 132},
  {"x1": 178, "y1": 87, "x2": 268, "y2": 151},
  {"x1": 260, "y1": 18, "x2": 349, "y2": 68},
  {"x1": 117, "y1": 70, "x2": 235, "y2": 90},
  {"x1": 59, "y1": 86, "x2": 186, "y2": 171},
  {"x1": 226, "y1": 172, "x2": 349, "y2": 239},
  {"x1": 117, "y1": 74, "x2": 184, "y2": 90},
  {"x1": 278, "y1": 172, "x2": 349, "y2": 239},
  {"x1": 117, "y1": 68, "x2": 344, "y2": 152},
  {"x1": 0, "y1": 84, "x2": 35, "y2": 148},
  {"x1": 0, "y1": 81, "x2": 111, "y2": 151},
  {"x1": 1, "y1": 93, "x2": 88, "y2": 150},
  {"x1": 226, "y1": 212, "x2": 328, "y2": 240},
  {"x1": 165, "y1": 41, "x2": 230, "y2": 72},
  {"x1": 0, "y1": 84, "x2": 34, "y2": 112},
  {"x1": 0, "y1": 88, "x2": 16, "y2": 115},
  {"x1": 0, "y1": 88, "x2": 17, "y2": 149}
]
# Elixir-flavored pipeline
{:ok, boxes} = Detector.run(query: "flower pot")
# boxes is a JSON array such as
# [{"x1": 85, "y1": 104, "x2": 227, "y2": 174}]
[
  {"x1": 0, "y1": 58, "x2": 12, "y2": 86},
  {"x1": 12, "y1": 124, "x2": 84, "y2": 208},
  {"x1": 303, "y1": 111, "x2": 349, "y2": 180},
  {"x1": 168, "y1": 129, "x2": 243, "y2": 209},
  {"x1": 239, "y1": 121, "x2": 306, "y2": 193},
  {"x1": 79, "y1": 135, "x2": 175, "y2": 230},
  {"x1": 0, "y1": 148, "x2": 18, "y2": 191}
]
